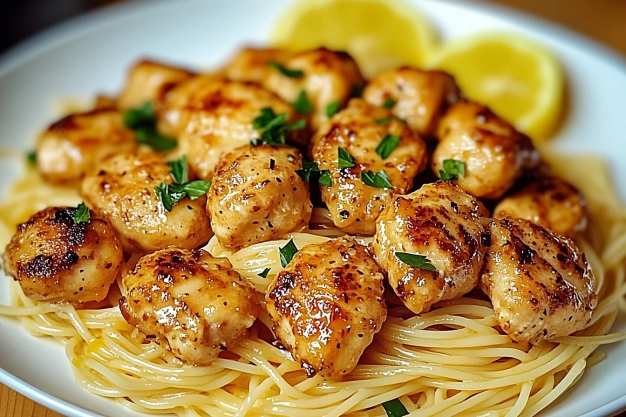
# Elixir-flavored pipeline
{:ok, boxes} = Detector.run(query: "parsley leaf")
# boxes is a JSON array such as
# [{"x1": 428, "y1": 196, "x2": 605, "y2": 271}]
[
  {"x1": 258, "y1": 268, "x2": 271, "y2": 278},
  {"x1": 267, "y1": 61, "x2": 304, "y2": 78},
  {"x1": 318, "y1": 170, "x2": 332, "y2": 187},
  {"x1": 279, "y1": 239, "x2": 298, "y2": 267},
  {"x1": 74, "y1": 202, "x2": 91, "y2": 224},
  {"x1": 382, "y1": 98, "x2": 396, "y2": 109},
  {"x1": 295, "y1": 160, "x2": 321, "y2": 182},
  {"x1": 26, "y1": 150, "x2": 37, "y2": 166},
  {"x1": 375, "y1": 134, "x2": 401, "y2": 159},
  {"x1": 374, "y1": 117, "x2": 392, "y2": 125},
  {"x1": 382, "y1": 399, "x2": 409, "y2": 417},
  {"x1": 251, "y1": 108, "x2": 307, "y2": 146},
  {"x1": 293, "y1": 90, "x2": 313, "y2": 114},
  {"x1": 182, "y1": 180, "x2": 212, "y2": 199},
  {"x1": 155, "y1": 155, "x2": 211, "y2": 211},
  {"x1": 326, "y1": 101, "x2": 341, "y2": 118},
  {"x1": 338, "y1": 147, "x2": 356, "y2": 169},
  {"x1": 439, "y1": 159, "x2": 466, "y2": 181},
  {"x1": 167, "y1": 155, "x2": 188, "y2": 184},
  {"x1": 395, "y1": 252, "x2": 436, "y2": 272},
  {"x1": 361, "y1": 169, "x2": 393, "y2": 189},
  {"x1": 124, "y1": 102, "x2": 177, "y2": 151}
]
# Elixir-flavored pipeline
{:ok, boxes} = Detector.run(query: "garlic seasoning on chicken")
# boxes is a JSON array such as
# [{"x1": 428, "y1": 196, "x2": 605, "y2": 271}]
[
  {"x1": 266, "y1": 237, "x2": 386, "y2": 379},
  {"x1": 120, "y1": 248, "x2": 259, "y2": 365}
]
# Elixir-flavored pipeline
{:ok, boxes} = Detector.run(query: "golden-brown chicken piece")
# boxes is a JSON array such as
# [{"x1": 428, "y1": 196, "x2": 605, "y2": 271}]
[
  {"x1": 362, "y1": 67, "x2": 460, "y2": 138},
  {"x1": 224, "y1": 47, "x2": 292, "y2": 84},
  {"x1": 36, "y1": 109, "x2": 137, "y2": 184},
  {"x1": 80, "y1": 152, "x2": 211, "y2": 254},
  {"x1": 493, "y1": 177, "x2": 587, "y2": 237},
  {"x1": 479, "y1": 217, "x2": 596, "y2": 344},
  {"x1": 432, "y1": 101, "x2": 539, "y2": 199},
  {"x1": 3, "y1": 206, "x2": 122, "y2": 304},
  {"x1": 117, "y1": 60, "x2": 194, "y2": 110},
  {"x1": 120, "y1": 248, "x2": 259, "y2": 365},
  {"x1": 266, "y1": 237, "x2": 386, "y2": 379},
  {"x1": 373, "y1": 181, "x2": 489, "y2": 314},
  {"x1": 159, "y1": 77, "x2": 303, "y2": 179},
  {"x1": 262, "y1": 48, "x2": 364, "y2": 129},
  {"x1": 207, "y1": 145, "x2": 312, "y2": 249},
  {"x1": 310, "y1": 99, "x2": 428, "y2": 235}
]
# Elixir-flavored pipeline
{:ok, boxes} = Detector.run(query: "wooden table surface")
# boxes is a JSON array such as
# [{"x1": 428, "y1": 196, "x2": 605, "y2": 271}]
[{"x1": 1, "y1": 1, "x2": 625, "y2": 416}]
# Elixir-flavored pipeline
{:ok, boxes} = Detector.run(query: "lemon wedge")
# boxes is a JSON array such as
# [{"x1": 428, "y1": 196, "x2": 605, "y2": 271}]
[
  {"x1": 272, "y1": 0, "x2": 436, "y2": 79},
  {"x1": 429, "y1": 33, "x2": 564, "y2": 142}
]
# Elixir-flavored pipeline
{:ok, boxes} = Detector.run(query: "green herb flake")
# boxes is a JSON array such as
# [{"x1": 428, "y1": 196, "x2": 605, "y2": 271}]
[
  {"x1": 123, "y1": 102, "x2": 155, "y2": 128},
  {"x1": 382, "y1": 398, "x2": 409, "y2": 417},
  {"x1": 374, "y1": 117, "x2": 392, "y2": 125},
  {"x1": 155, "y1": 155, "x2": 211, "y2": 211},
  {"x1": 318, "y1": 170, "x2": 332, "y2": 187},
  {"x1": 326, "y1": 101, "x2": 341, "y2": 118},
  {"x1": 279, "y1": 239, "x2": 298, "y2": 268},
  {"x1": 361, "y1": 169, "x2": 393, "y2": 189},
  {"x1": 382, "y1": 98, "x2": 396, "y2": 109},
  {"x1": 252, "y1": 108, "x2": 307, "y2": 146},
  {"x1": 267, "y1": 61, "x2": 304, "y2": 78},
  {"x1": 182, "y1": 180, "x2": 212, "y2": 199},
  {"x1": 351, "y1": 82, "x2": 364, "y2": 98},
  {"x1": 26, "y1": 150, "x2": 37, "y2": 166},
  {"x1": 124, "y1": 102, "x2": 177, "y2": 151},
  {"x1": 375, "y1": 134, "x2": 401, "y2": 159},
  {"x1": 73, "y1": 202, "x2": 91, "y2": 224},
  {"x1": 167, "y1": 155, "x2": 188, "y2": 184},
  {"x1": 439, "y1": 159, "x2": 466, "y2": 181},
  {"x1": 292, "y1": 90, "x2": 313, "y2": 115},
  {"x1": 258, "y1": 268, "x2": 271, "y2": 278},
  {"x1": 295, "y1": 160, "x2": 321, "y2": 182},
  {"x1": 338, "y1": 147, "x2": 356, "y2": 169},
  {"x1": 395, "y1": 252, "x2": 437, "y2": 272}
]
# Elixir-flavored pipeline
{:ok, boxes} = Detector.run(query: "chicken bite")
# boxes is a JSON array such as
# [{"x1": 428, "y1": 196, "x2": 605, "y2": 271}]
[
  {"x1": 207, "y1": 145, "x2": 312, "y2": 249},
  {"x1": 479, "y1": 217, "x2": 597, "y2": 343},
  {"x1": 36, "y1": 109, "x2": 137, "y2": 184},
  {"x1": 262, "y1": 48, "x2": 364, "y2": 129},
  {"x1": 80, "y1": 151, "x2": 212, "y2": 254},
  {"x1": 118, "y1": 60, "x2": 194, "y2": 110},
  {"x1": 120, "y1": 248, "x2": 259, "y2": 365},
  {"x1": 224, "y1": 47, "x2": 292, "y2": 84},
  {"x1": 432, "y1": 101, "x2": 539, "y2": 199},
  {"x1": 3, "y1": 206, "x2": 123, "y2": 304},
  {"x1": 310, "y1": 98, "x2": 428, "y2": 235},
  {"x1": 373, "y1": 181, "x2": 489, "y2": 314},
  {"x1": 362, "y1": 67, "x2": 460, "y2": 138},
  {"x1": 159, "y1": 77, "x2": 304, "y2": 179},
  {"x1": 266, "y1": 237, "x2": 386, "y2": 379},
  {"x1": 493, "y1": 177, "x2": 587, "y2": 237}
]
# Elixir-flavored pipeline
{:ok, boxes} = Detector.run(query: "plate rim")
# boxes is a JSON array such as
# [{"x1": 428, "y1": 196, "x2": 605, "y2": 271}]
[{"x1": 0, "y1": 1, "x2": 625, "y2": 416}]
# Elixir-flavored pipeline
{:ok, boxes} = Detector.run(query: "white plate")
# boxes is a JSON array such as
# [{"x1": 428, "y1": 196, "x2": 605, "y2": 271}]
[{"x1": 1, "y1": 1, "x2": 625, "y2": 416}]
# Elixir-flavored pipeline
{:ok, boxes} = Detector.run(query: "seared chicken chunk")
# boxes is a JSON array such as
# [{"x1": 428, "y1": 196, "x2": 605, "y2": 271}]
[
  {"x1": 3, "y1": 206, "x2": 122, "y2": 304},
  {"x1": 479, "y1": 217, "x2": 596, "y2": 343},
  {"x1": 263, "y1": 48, "x2": 364, "y2": 129},
  {"x1": 373, "y1": 182, "x2": 489, "y2": 314},
  {"x1": 224, "y1": 47, "x2": 292, "y2": 84},
  {"x1": 363, "y1": 67, "x2": 460, "y2": 138},
  {"x1": 433, "y1": 101, "x2": 539, "y2": 199},
  {"x1": 118, "y1": 60, "x2": 194, "y2": 110},
  {"x1": 36, "y1": 109, "x2": 137, "y2": 184},
  {"x1": 310, "y1": 99, "x2": 428, "y2": 235},
  {"x1": 159, "y1": 77, "x2": 302, "y2": 179},
  {"x1": 120, "y1": 248, "x2": 259, "y2": 365},
  {"x1": 494, "y1": 177, "x2": 587, "y2": 237},
  {"x1": 266, "y1": 237, "x2": 386, "y2": 379},
  {"x1": 207, "y1": 145, "x2": 312, "y2": 249},
  {"x1": 80, "y1": 152, "x2": 212, "y2": 254}
]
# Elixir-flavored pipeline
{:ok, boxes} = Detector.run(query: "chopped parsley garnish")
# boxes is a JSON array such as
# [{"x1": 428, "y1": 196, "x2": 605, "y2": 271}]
[
  {"x1": 26, "y1": 150, "x2": 37, "y2": 166},
  {"x1": 292, "y1": 90, "x2": 313, "y2": 114},
  {"x1": 382, "y1": 98, "x2": 396, "y2": 109},
  {"x1": 318, "y1": 170, "x2": 332, "y2": 187},
  {"x1": 326, "y1": 101, "x2": 341, "y2": 118},
  {"x1": 123, "y1": 102, "x2": 177, "y2": 151},
  {"x1": 338, "y1": 147, "x2": 356, "y2": 169},
  {"x1": 251, "y1": 107, "x2": 307, "y2": 146},
  {"x1": 439, "y1": 159, "x2": 466, "y2": 181},
  {"x1": 351, "y1": 82, "x2": 364, "y2": 98},
  {"x1": 74, "y1": 202, "x2": 91, "y2": 224},
  {"x1": 361, "y1": 169, "x2": 393, "y2": 189},
  {"x1": 267, "y1": 61, "x2": 304, "y2": 78},
  {"x1": 155, "y1": 155, "x2": 211, "y2": 212},
  {"x1": 395, "y1": 252, "x2": 436, "y2": 272},
  {"x1": 258, "y1": 268, "x2": 271, "y2": 278},
  {"x1": 375, "y1": 134, "x2": 401, "y2": 159},
  {"x1": 279, "y1": 239, "x2": 298, "y2": 267},
  {"x1": 382, "y1": 399, "x2": 409, "y2": 417},
  {"x1": 295, "y1": 160, "x2": 321, "y2": 182},
  {"x1": 374, "y1": 117, "x2": 392, "y2": 125}
]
